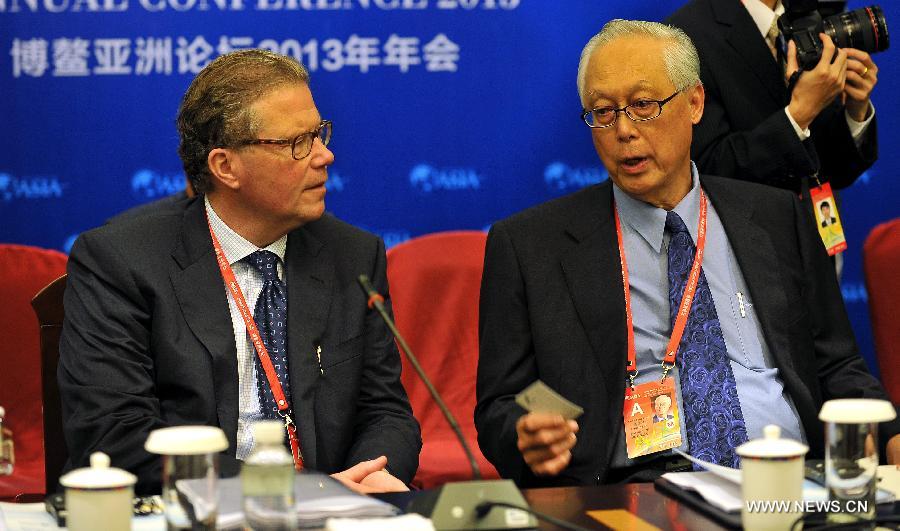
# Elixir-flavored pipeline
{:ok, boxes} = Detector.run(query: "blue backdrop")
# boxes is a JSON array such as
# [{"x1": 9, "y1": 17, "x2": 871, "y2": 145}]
[{"x1": 2, "y1": 0, "x2": 897, "y2": 376}]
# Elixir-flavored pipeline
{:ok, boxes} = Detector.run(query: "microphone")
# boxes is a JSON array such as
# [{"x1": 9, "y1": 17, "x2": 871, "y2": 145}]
[
  {"x1": 357, "y1": 274, "x2": 537, "y2": 530},
  {"x1": 357, "y1": 274, "x2": 482, "y2": 480}
]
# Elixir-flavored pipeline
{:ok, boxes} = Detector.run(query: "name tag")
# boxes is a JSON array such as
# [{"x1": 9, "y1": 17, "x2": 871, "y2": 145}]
[
  {"x1": 810, "y1": 182, "x2": 846, "y2": 256},
  {"x1": 623, "y1": 378, "x2": 682, "y2": 459}
]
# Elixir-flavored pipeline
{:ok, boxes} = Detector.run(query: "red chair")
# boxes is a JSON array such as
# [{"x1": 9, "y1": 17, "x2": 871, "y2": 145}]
[
  {"x1": 386, "y1": 231, "x2": 500, "y2": 489},
  {"x1": 863, "y1": 218, "x2": 900, "y2": 405},
  {"x1": 0, "y1": 244, "x2": 67, "y2": 500}
]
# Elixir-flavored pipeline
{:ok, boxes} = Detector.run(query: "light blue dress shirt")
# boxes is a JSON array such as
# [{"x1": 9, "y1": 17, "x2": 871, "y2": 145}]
[
  {"x1": 610, "y1": 163, "x2": 804, "y2": 468},
  {"x1": 206, "y1": 197, "x2": 288, "y2": 460}
]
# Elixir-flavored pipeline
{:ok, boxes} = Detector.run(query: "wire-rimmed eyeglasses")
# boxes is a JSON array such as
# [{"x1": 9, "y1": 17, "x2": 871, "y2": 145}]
[
  {"x1": 581, "y1": 92, "x2": 680, "y2": 128},
  {"x1": 239, "y1": 120, "x2": 332, "y2": 160}
]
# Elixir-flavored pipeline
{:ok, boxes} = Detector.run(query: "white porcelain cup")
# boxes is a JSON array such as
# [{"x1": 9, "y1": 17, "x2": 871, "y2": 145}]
[
  {"x1": 736, "y1": 425, "x2": 808, "y2": 531},
  {"x1": 60, "y1": 452, "x2": 136, "y2": 531}
]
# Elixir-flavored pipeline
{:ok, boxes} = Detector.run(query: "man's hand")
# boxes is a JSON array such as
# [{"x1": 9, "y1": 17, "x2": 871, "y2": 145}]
[
  {"x1": 887, "y1": 434, "x2": 900, "y2": 467},
  {"x1": 516, "y1": 412, "x2": 578, "y2": 476},
  {"x1": 786, "y1": 34, "x2": 848, "y2": 130},
  {"x1": 842, "y1": 48, "x2": 877, "y2": 122},
  {"x1": 359, "y1": 469, "x2": 409, "y2": 493},
  {"x1": 331, "y1": 456, "x2": 408, "y2": 494}
]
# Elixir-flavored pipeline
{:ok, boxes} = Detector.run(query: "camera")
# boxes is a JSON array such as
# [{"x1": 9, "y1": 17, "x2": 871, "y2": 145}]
[{"x1": 778, "y1": 0, "x2": 889, "y2": 71}]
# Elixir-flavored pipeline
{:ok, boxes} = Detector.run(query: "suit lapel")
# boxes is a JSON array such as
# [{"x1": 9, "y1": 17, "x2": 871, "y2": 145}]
[
  {"x1": 284, "y1": 225, "x2": 334, "y2": 470},
  {"x1": 713, "y1": 0, "x2": 787, "y2": 106},
  {"x1": 171, "y1": 199, "x2": 241, "y2": 454},
  {"x1": 701, "y1": 177, "x2": 794, "y2": 374},
  {"x1": 559, "y1": 183, "x2": 628, "y2": 408}
]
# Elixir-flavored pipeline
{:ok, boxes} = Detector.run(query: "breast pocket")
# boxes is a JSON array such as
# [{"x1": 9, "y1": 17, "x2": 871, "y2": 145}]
[{"x1": 321, "y1": 333, "x2": 364, "y2": 370}]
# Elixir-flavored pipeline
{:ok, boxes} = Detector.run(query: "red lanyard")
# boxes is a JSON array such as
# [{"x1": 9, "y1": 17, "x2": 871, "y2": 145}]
[
  {"x1": 206, "y1": 215, "x2": 304, "y2": 470},
  {"x1": 614, "y1": 191, "x2": 709, "y2": 390}
]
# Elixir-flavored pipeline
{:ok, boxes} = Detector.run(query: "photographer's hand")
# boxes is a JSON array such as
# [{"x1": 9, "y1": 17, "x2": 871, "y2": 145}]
[
  {"x1": 786, "y1": 34, "x2": 847, "y2": 130},
  {"x1": 843, "y1": 48, "x2": 877, "y2": 122}
]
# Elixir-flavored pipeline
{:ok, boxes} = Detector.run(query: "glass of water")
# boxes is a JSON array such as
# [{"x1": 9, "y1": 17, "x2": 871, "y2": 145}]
[
  {"x1": 820, "y1": 399, "x2": 896, "y2": 525},
  {"x1": 145, "y1": 426, "x2": 229, "y2": 530}
]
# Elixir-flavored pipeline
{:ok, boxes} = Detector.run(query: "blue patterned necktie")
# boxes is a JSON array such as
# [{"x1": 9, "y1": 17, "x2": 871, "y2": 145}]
[
  {"x1": 247, "y1": 250, "x2": 292, "y2": 420},
  {"x1": 666, "y1": 210, "x2": 748, "y2": 468}
]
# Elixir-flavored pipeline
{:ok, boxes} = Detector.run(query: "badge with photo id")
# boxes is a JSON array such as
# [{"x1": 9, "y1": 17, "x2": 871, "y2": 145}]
[
  {"x1": 810, "y1": 182, "x2": 846, "y2": 256},
  {"x1": 623, "y1": 378, "x2": 682, "y2": 459}
]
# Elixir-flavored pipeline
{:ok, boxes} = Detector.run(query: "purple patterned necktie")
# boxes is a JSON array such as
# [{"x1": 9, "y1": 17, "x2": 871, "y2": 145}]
[
  {"x1": 666, "y1": 210, "x2": 748, "y2": 468},
  {"x1": 247, "y1": 250, "x2": 292, "y2": 420}
]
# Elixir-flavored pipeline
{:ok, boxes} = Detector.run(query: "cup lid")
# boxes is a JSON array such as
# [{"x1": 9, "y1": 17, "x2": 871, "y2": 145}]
[
  {"x1": 736, "y1": 425, "x2": 809, "y2": 459},
  {"x1": 59, "y1": 452, "x2": 137, "y2": 489},
  {"x1": 819, "y1": 399, "x2": 897, "y2": 423},
  {"x1": 145, "y1": 425, "x2": 228, "y2": 455}
]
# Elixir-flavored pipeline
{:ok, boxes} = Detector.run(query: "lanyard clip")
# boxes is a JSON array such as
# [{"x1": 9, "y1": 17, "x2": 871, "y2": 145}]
[
  {"x1": 812, "y1": 172, "x2": 823, "y2": 189},
  {"x1": 278, "y1": 410, "x2": 295, "y2": 430},
  {"x1": 627, "y1": 369, "x2": 639, "y2": 392},
  {"x1": 660, "y1": 362, "x2": 675, "y2": 383}
]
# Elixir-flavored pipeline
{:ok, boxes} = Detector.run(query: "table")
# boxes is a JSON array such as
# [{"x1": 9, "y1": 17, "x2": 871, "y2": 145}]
[
  {"x1": 377, "y1": 482, "x2": 731, "y2": 530},
  {"x1": 521, "y1": 483, "x2": 727, "y2": 530},
  {"x1": 1, "y1": 482, "x2": 731, "y2": 530}
]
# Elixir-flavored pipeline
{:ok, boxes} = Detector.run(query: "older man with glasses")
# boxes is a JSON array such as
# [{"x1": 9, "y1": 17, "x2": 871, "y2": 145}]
[
  {"x1": 59, "y1": 49, "x2": 420, "y2": 494},
  {"x1": 475, "y1": 19, "x2": 899, "y2": 487}
]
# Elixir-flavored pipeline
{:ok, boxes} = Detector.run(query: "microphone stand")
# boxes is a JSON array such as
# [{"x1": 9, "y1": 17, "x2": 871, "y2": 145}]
[
  {"x1": 356, "y1": 274, "x2": 538, "y2": 530},
  {"x1": 357, "y1": 274, "x2": 482, "y2": 481}
]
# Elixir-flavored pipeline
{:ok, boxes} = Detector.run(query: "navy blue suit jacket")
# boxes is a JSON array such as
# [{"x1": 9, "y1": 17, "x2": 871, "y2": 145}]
[{"x1": 60, "y1": 197, "x2": 421, "y2": 492}]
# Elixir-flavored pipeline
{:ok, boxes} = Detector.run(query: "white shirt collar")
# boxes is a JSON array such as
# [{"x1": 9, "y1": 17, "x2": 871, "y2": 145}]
[
  {"x1": 204, "y1": 196, "x2": 287, "y2": 266},
  {"x1": 743, "y1": 0, "x2": 785, "y2": 38}
]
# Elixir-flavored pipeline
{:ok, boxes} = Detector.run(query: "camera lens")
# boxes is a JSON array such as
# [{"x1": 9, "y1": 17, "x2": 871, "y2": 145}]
[{"x1": 823, "y1": 5, "x2": 889, "y2": 53}]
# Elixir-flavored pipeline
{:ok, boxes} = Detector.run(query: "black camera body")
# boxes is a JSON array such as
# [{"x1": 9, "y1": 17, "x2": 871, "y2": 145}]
[{"x1": 778, "y1": 0, "x2": 889, "y2": 71}]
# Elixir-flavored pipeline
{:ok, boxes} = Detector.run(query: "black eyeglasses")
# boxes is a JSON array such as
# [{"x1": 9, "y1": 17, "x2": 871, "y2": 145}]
[
  {"x1": 239, "y1": 120, "x2": 332, "y2": 160},
  {"x1": 581, "y1": 92, "x2": 680, "y2": 128}
]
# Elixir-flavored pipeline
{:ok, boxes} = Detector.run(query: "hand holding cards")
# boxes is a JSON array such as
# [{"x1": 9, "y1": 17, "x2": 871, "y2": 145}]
[
  {"x1": 514, "y1": 381, "x2": 583, "y2": 476},
  {"x1": 515, "y1": 381, "x2": 584, "y2": 419}
]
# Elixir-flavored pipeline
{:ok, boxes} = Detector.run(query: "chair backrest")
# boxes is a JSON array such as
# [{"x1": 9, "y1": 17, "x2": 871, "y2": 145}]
[
  {"x1": 387, "y1": 231, "x2": 499, "y2": 487},
  {"x1": 863, "y1": 218, "x2": 900, "y2": 404},
  {"x1": 0, "y1": 244, "x2": 67, "y2": 499},
  {"x1": 31, "y1": 274, "x2": 67, "y2": 494}
]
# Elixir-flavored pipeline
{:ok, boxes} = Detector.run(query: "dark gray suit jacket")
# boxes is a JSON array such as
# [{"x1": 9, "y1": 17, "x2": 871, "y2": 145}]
[
  {"x1": 475, "y1": 176, "x2": 898, "y2": 487},
  {"x1": 60, "y1": 197, "x2": 421, "y2": 492},
  {"x1": 666, "y1": 0, "x2": 877, "y2": 192}
]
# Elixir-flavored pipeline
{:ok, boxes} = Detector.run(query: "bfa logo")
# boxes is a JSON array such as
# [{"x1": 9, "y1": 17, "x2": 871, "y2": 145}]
[
  {"x1": 841, "y1": 282, "x2": 868, "y2": 304},
  {"x1": 131, "y1": 169, "x2": 186, "y2": 200},
  {"x1": 409, "y1": 164, "x2": 482, "y2": 193},
  {"x1": 326, "y1": 171, "x2": 347, "y2": 193},
  {"x1": 0, "y1": 172, "x2": 65, "y2": 201},
  {"x1": 544, "y1": 162, "x2": 607, "y2": 192}
]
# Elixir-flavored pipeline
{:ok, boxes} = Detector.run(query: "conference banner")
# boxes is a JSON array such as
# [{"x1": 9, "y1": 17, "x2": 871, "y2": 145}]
[{"x1": 2, "y1": 0, "x2": 898, "y2": 373}]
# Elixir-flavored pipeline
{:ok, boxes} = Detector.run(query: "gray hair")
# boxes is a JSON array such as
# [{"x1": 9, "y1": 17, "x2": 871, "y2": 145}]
[
  {"x1": 576, "y1": 19, "x2": 701, "y2": 107},
  {"x1": 176, "y1": 49, "x2": 310, "y2": 194}
]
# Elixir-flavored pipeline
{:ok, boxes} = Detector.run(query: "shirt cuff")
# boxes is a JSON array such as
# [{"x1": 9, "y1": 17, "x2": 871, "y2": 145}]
[
  {"x1": 845, "y1": 102, "x2": 875, "y2": 146},
  {"x1": 784, "y1": 107, "x2": 811, "y2": 140}
]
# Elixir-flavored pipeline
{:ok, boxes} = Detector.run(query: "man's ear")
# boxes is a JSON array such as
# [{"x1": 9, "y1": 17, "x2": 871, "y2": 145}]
[
  {"x1": 688, "y1": 83, "x2": 705, "y2": 125},
  {"x1": 207, "y1": 148, "x2": 242, "y2": 191}
]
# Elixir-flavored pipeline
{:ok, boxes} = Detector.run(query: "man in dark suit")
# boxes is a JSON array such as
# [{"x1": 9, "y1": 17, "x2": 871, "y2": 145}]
[
  {"x1": 475, "y1": 20, "x2": 898, "y2": 487},
  {"x1": 60, "y1": 49, "x2": 420, "y2": 494},
  {"x1": 665, "y1": 0, "x2": 877, "y2": 194}
]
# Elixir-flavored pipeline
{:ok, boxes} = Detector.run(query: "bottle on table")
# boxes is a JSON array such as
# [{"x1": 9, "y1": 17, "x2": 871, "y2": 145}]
[{"x1": 241, "y1": 420, "x2": 297, "y2": 531}]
